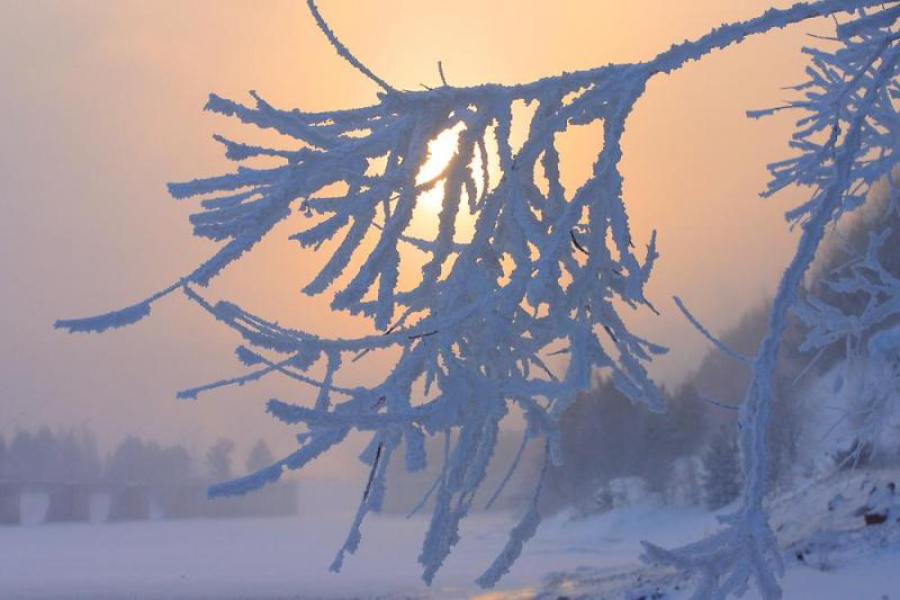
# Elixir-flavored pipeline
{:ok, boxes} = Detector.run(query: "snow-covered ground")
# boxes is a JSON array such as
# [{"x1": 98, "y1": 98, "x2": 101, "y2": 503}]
[
  {"x1": 533, "y1": 468, "x2": 900, "y2": 599},
  {"x1": 3, "y1": 470, "x2": 899, "y2": 599},
  {"x1": 1, "y1": 493, "x2": 715, "y2": 599}
]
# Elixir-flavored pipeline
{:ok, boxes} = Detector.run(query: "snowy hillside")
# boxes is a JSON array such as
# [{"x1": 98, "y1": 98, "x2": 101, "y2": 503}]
[
  {"x1": 797, "y1": 353, "x2": 900, "y2": 477},
  {"x1": 530, "y1": 467, "x2": 900, "y2": 599}
]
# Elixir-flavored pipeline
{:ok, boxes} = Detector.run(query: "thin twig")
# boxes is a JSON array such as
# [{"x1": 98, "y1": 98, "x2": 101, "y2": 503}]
[
  {"x1": 306, "y1": 0, "x2": 396, "y2": 94},
  {"x1": 362, "y1": 443, "x2": 384, "y2": 502},
  {"x1": 673, "y1": 295, "x2": 752, "y2": 365},
  {"x1": 570, "y1": 229, "x2": 589, "y2": 255}
]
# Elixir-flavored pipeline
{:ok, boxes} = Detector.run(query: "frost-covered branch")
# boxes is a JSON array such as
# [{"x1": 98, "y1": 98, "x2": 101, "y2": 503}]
[
  {"x1": 57, "y1": 0, "x2": 898, "y2": 594},
  {"x1": 306, "y1": 0, "x2": 396, "y2": 94},
  {"x1": 648, "y1": 8, "x2": 900, "y2": 598},
  {"x1": 782, "y1": 22, "x2": 900, "y2": 463}
]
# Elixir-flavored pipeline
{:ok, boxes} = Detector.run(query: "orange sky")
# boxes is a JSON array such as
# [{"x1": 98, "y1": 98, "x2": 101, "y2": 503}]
[{"x1": 0, "y1": 1, "x2": 831, "y2": 475}]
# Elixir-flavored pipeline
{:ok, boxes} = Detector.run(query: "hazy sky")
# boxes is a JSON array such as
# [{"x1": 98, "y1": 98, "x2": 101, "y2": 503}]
[{"x1": 0, "y1": 1, "x2": 830, "y2": 475}]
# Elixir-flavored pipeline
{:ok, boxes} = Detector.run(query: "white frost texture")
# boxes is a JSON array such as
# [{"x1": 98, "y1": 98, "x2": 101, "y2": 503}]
[{"x1": 57, "y1": 1, "x2": 900, "y2": 598}]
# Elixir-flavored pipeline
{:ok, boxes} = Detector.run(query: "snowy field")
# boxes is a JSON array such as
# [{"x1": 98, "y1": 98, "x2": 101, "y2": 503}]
[
  {"x1": 0, "y1": 473, "x2": 900, "y2": 600},
  {"x1": 3, "y1": 471, "x2": 899, "y2": 599},
  {"x1": 1, "y1": 500, "x2": 715, "y2": 599}
]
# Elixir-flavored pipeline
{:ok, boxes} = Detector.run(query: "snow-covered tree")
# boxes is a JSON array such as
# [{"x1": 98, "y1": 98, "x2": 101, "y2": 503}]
[
  {"x1": 784, "y1": 25, "x2": 900, "y2": 470},
  {"x1": 246, "y1": 440, "x2": 275, "y2": 474},
  {"x1": 56, "y1": 1, "x2": 900, "y2": 597},
  {"x1": 702, "y1": 426, "x2": 743, "y2": 510},
  {"x1": 206, "y1": 438, "x2": 235, "y2": 482},
  {"x1": 5, "y1": 430, "x2": 35, "y2": 482}
]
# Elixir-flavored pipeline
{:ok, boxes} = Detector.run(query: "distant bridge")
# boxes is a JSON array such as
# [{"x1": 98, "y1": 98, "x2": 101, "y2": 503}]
[{"x1": 0, "y1": 481, "x2": 298, "y2": 525}]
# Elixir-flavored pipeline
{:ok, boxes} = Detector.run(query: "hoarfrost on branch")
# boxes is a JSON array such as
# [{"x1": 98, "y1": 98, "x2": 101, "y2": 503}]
[{"x1": 57, "y1": 1, "x2": 900, "y2": 597}]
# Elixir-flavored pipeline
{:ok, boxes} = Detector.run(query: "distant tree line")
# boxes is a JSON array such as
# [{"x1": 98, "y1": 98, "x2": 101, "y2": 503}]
[
  {"x1": 541, "y1": 298, "x2": 812, "y2": 514},
  {"x1": 0, "y1": 427, "x2": 102, "y2": 483},
  {"x1": 543, "y1": 202, "x2": 900, "y2": 515},
  {"x1": 0, "y1": 428, "x2": 274, "y2": 487},
  {"x1": 543, "y1": 379, "x2": 707, "y2": 512}
]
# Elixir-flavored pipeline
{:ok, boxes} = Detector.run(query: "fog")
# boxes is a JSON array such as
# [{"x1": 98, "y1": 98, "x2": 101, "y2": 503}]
[
  {"x1": 1, "y1": 2, "x2": 889, "y2": 598},
  {"x1": 1, "y1": 0, "x2": 823, "y2": 475}
]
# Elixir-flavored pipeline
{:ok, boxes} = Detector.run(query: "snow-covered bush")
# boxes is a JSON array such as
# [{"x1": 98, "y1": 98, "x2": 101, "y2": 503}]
[
  {"x1": 57, "y1": 1, "x2": 900, "y2": 597},
  {"x1": 791, "y1": 353, "x2": 900, "y2": 478},
  {"x1": 593, "y1": 476, "x2": 649, "y2": 514}
]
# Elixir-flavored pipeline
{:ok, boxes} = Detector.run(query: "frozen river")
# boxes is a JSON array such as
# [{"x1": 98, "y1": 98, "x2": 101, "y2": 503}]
[{"x1": 0, "y1": 499, "x2": 715, "y2": 599}]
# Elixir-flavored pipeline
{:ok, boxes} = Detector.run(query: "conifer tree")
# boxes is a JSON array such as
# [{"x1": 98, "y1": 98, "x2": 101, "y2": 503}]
[
  {"x1": 702, "y1": 427, "x2": 742, "y2": 510},
  {"x1": 246, "y1": 440, "x2": 275, "y2": 474},
  {"x1": 206, "y1": 438, "x2": 236, "y2": 481}
]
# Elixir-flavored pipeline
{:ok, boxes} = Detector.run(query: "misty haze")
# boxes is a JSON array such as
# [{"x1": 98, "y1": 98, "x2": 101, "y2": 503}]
[{"x1": 3, "y1": 1, "x2": 900, "y2": 599}]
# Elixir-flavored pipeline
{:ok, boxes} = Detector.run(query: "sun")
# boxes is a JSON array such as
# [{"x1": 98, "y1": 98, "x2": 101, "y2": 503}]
[
  {"x1": 415, "y1": 123, "x2": 466, "y2": 214},
  {"x1": 408, "y1": 121, "x2": 492, "y2": 247}
]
